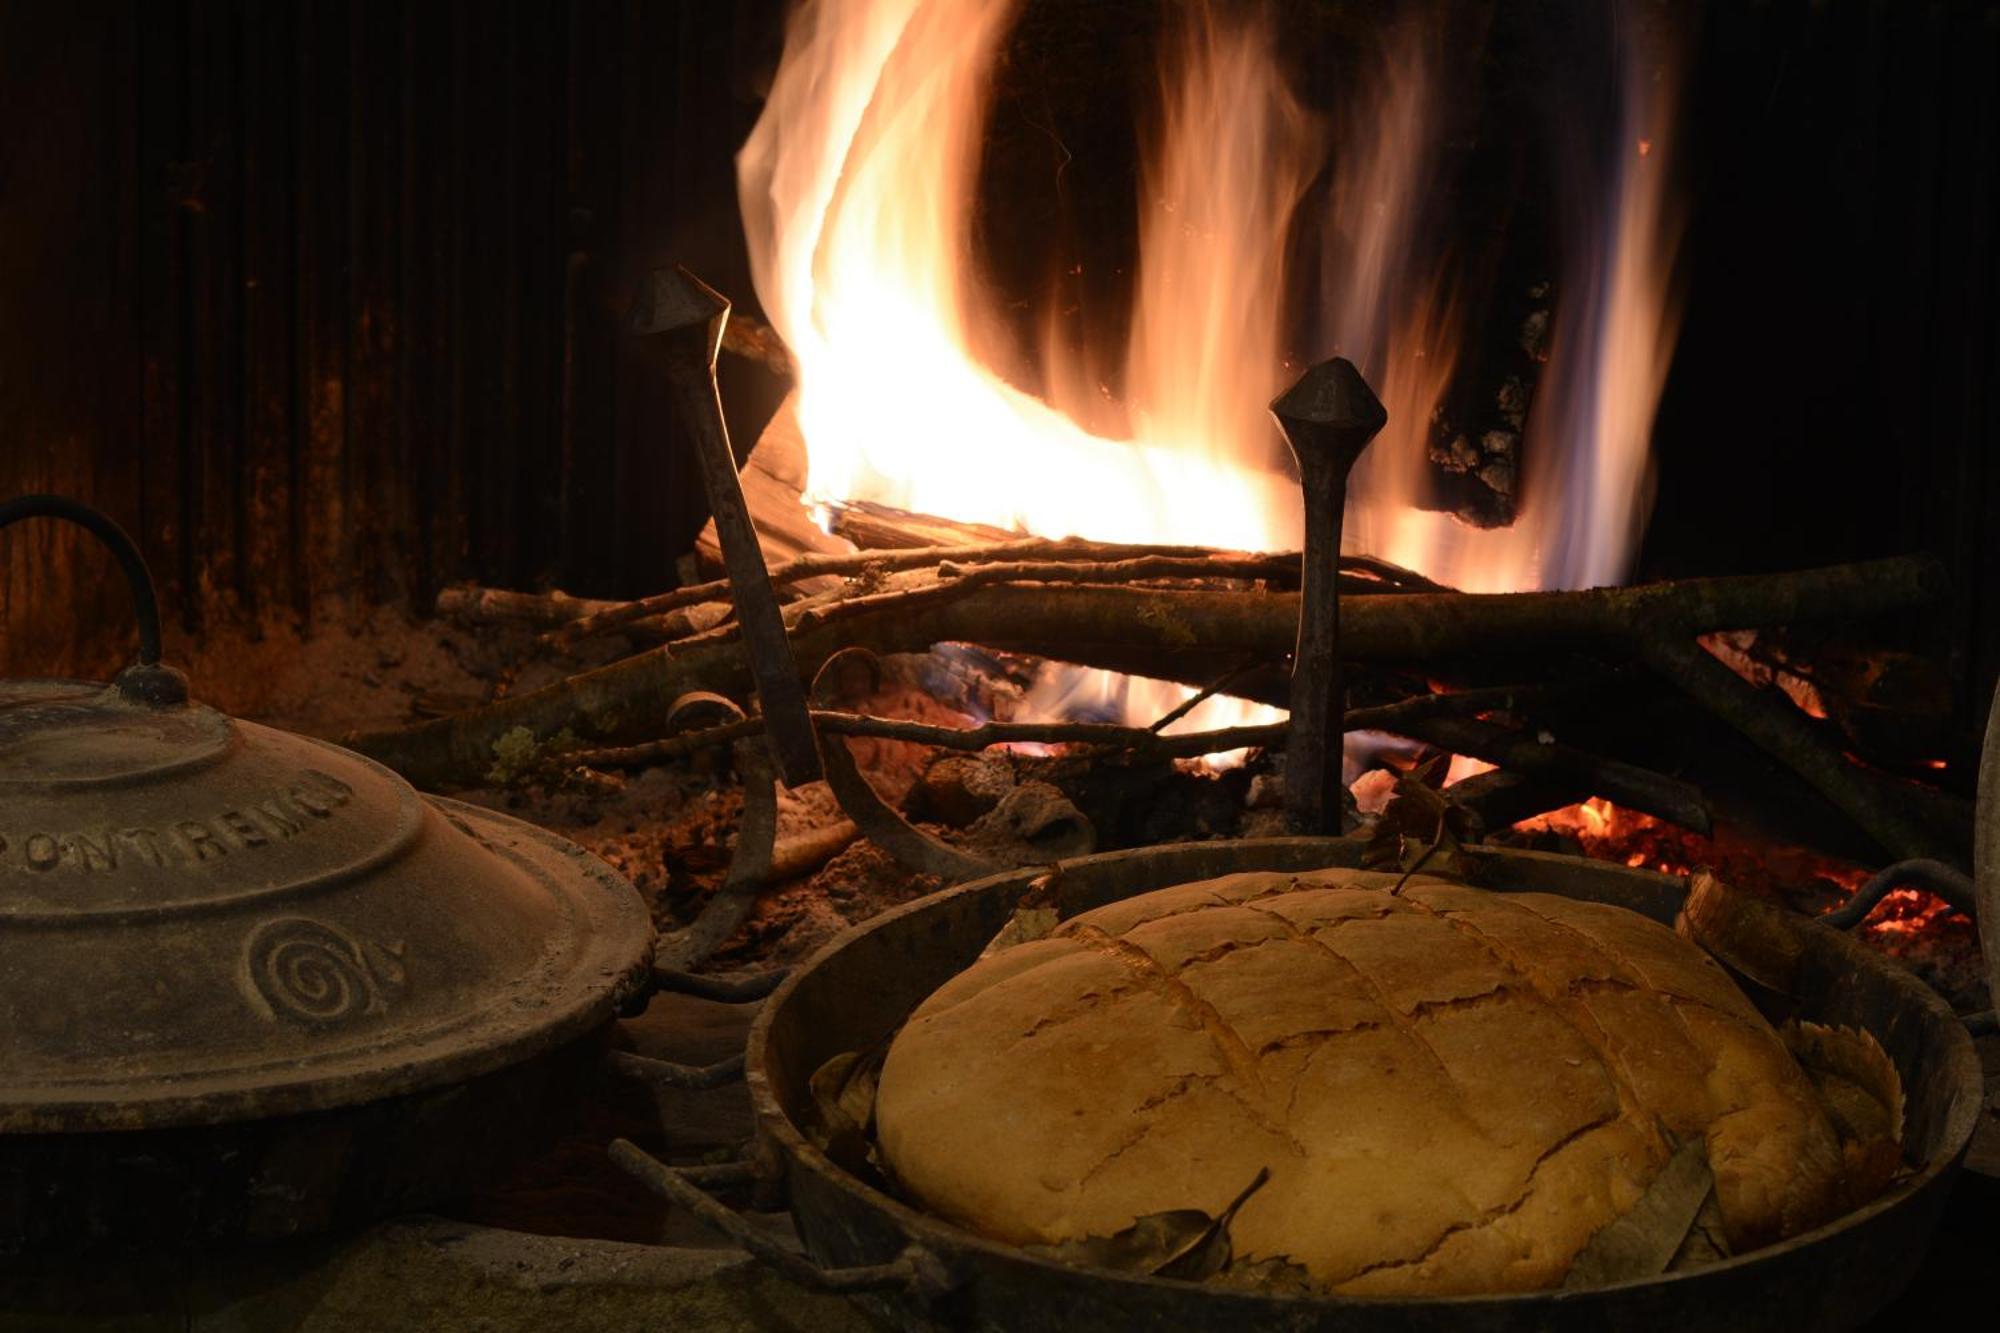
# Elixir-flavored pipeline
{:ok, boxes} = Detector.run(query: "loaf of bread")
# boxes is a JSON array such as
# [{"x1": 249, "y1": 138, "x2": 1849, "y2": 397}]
[{"x1": 874, "y1": 869, "x2": 1849, "y2": 1295}]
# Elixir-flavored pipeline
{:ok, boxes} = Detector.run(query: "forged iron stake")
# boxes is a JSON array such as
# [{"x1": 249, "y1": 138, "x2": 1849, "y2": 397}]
[
  {"x1": 633, "y1": 266, "x2": 822, "y2": 785},
  {"x1": 1271, "y1": 358, "x2": 1386, "y2": 834}
]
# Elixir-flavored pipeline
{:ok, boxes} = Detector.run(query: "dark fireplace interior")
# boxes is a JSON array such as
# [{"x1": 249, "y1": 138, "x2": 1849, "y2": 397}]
[{"x1": 0, "y1": 2, "x2": 1995, "y2": 1329}]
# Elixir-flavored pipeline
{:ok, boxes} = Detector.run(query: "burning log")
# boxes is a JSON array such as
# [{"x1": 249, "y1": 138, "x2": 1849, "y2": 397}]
[
  {"x1": 1424, "y1": 272, "x2": 1543, "y2": 529},
  {"x1": 1444, "y1": 769, "x2": 1584, "y2": 831},
  {"x1": 1639, "y1": 635, "x2": 1958, "y2": 865},
  {"x1": 829, "y1": 499, "x2": 1014, "y2": 551},
  {"x1": 1396, "y1": 714, "x2": 1709, "y2": 835},
  {"x1": 353, "y1": 554, "x2": 1940, "y2": 793},
  {"x1": 718, "y1": 309, "x2": 793, "y2": 379},
  {"x1": 691, "y1": 400, "x2": 852, "y2": 580}
]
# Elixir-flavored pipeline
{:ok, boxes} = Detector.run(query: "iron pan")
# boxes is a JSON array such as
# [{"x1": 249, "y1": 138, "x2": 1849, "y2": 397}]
[
  {"x1": 747, "y1": 838, "x2": 1983, "y2": 1332},
  {"x1": 0, "y1": 1025, "x2": 600, "y2": 1255},
  {"x1": 0, "y1": 800, "x2": 652, "y2": 1255}
]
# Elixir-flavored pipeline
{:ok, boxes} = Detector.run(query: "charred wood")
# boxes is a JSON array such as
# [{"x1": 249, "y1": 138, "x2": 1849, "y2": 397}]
[
  {"x1": 1445, "y1": 769, "x2": 1584, "y2": 831},
  {"x1": 1639, "y1": 635, "x2": 1960, "y2": 866},
  {"x1": 1395, "y1": 714, "x2": 1710, "y2": 834},
  {"x1": 354, "y1": 556, "x2": 1940, "y2": 792},
  {"x1": 829, "y1": 499, "x2": 1015, "y2": 551}
]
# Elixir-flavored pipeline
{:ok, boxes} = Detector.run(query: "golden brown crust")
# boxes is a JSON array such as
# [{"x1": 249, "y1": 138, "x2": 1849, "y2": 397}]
[{"x1": 874, "y1": 869, "x2": 1848, "y2": 1294}]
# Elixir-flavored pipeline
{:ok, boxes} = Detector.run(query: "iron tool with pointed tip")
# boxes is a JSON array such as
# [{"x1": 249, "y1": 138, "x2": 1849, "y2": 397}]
[
  {"x1": 633, "y1": 265, "x2": 822, "y2": 785},
  {"x1": 1270, "y1": 357, "x2": 1387, "y2": 834}
]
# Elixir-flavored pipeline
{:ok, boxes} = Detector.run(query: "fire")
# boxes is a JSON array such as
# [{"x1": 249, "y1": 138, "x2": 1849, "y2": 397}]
[
  {"x1": 740, "y1": 0, "x2": 1301, "y2": 553},
  {"x1": 739, "y1": 0, "x2": 1683, "y2": 731}
]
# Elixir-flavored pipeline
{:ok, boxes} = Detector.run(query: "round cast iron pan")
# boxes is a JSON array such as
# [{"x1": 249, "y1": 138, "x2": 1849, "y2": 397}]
[
  {"x1": 0, "y1": 803, "x2": 650, "y2": 1256},
  {"x1": 744, "y1": 838, "x2": 1983, "y2": 1332}
]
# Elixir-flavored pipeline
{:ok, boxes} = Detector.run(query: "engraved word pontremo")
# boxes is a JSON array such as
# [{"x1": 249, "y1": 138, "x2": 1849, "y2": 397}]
[{"x1": 0, "y1": 769, "x2": 354, "y2": 876}]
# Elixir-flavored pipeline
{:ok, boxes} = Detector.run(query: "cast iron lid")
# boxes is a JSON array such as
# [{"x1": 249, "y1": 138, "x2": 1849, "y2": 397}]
[{"x1": 0, "y1": 497, "x2": 655, "y2": 1133}]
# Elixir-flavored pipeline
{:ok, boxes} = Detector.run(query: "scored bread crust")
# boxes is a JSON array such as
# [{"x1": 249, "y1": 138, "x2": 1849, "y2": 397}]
[{"x1": 873, "y1": 869, "x2": 1848, "y2": 1295}]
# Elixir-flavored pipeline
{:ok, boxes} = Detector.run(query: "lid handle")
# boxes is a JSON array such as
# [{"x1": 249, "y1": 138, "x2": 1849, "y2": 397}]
[{"x1": 0, "y1": 494, "x2": 187, "y2": 706}]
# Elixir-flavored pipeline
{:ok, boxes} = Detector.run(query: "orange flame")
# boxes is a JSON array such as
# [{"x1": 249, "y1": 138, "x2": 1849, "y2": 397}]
[
  {"x1": 740, "y1": 0, "x2": 1305, "y2": 552},
  {"x1": 739, "y1": 0, "x2": 1683, "y2": 733}
]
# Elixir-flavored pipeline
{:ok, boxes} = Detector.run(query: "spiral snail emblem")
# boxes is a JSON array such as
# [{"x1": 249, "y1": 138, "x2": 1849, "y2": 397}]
[{"x1": 240, "y1": 917, "x2": 406, "y2": 1028}]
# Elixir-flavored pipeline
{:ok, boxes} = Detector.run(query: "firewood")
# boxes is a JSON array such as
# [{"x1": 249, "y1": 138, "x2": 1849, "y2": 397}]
[
  {"x1": 435, "y1": 584, "x2": 623, "y2": 629},
  {"x1": 829, "y1": 499, "x2": 1016, "y2": 551},
  {"x1": 543, "y1": 537, "x2": 1325, "y2": 652},
  {"x1": 435, "y1": 582, "x2": 725, "y2": 646},
  {"x1": 1639, "y1": 635, "x2": 1957, "y2": 864},
  {"x1": 691, "y1": 399, "x2": 852, "y2": 583},
  {"x1": 351, "y1": 555, "x2": 1939, "y2": 793},
  {"x1": 1395, "y1": 714, "x2": 1709, "y2": 833},
  {"x1": 718, "y1": 310, "x2": 793, "y2": 378}
]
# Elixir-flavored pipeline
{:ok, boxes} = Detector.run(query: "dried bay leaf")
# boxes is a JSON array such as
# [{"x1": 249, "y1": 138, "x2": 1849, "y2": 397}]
[
  {"x1": 1216, "y1": 1254, "x2": 1318, "y2": 1296},
  {"x1": 805, "y1": 1044, "x2": 888, "y2": 1180},
  {"x1": 1362, "y1": 755, "x2": 1478, "y2": 889},
  {"x1": 1784, "y1": 1021, "x2": 1906, "y2": 1206},
  {"x1": 982, "y1": 906, "x2": 1060, "y2": 958},
  {"x1": 1563, "y1": 1137, "x2": 1714, "y2": 1289},
  {"x1": 1026, "y1": 1208, "x2": 1218, "y2": 1277},
  {"x1": 1027, "y1": 1166, "x2": 1271, "y2": 1282},
  {"x1": 982, "y1": 870, "x2": 1064, "y2": 958},
  {"x1": 1784, "y1": 1021, "x2": 1904, "y2": 1146},
  {"x1": 1157, "y1": 1166, "x2": 1272, "y2": 1282},
  {"x1": 1665, "y1": 1186, "x2": 1732, "y2": 1273}
]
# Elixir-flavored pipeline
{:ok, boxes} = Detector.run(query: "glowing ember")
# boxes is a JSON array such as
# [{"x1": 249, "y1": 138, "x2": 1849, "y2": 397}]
[
  {"x1": 1518, "y1": 796, "x2": 1981, "y2": 996},
  {"x1": 739, "y1": 0, "x2": 1683, "y2": 731},
  {"x1": 1702, "y1": 630, "x2": 1832, "y2": 719}
]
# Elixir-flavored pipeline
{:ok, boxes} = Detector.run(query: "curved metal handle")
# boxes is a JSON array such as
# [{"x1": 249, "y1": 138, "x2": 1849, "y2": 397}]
[
  {"x1": 609, "y1": 1138, "x2": 932, "y2": 1295},
  {"x1": 0, "y1": 494, "x2": 185, "y2": 705},
  {"x1": 1817, "y1": 857, "x2": 1992, "y2": 1033},
  {"x1": 1821, "y1": 859, "x2": 1977, "y2": 930},
  {"x1": 1822, "y1": 676, "x2": 2000, "y2": 1039}
]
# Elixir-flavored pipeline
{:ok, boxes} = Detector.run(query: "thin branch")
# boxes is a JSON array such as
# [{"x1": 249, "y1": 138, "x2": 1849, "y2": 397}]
[
  {"x1": 1148, "y1": 658, "x2": 1261, "y2": 733},
  {"x1": 1639, "y1": 634, "x2": 1954, "y2": 863},
  {"x1": 540, "y1": 544, "x2": 1437, "y2": 651},
  {"x1": 356, "y1": 556, "x2": 1942, "y2": 791},
  {"x1": 570, "y1": 717, "x2": 764, "y2": 768},
  {"x1": 811, "y1": 709, "x2": 1285, "y2": 759},
  {"x1": 564, "y1": 693, "x2": 1705, "y2": 830},
  {"x1": 544, "y1": 537, "x2": 1287, "y2": 647},
  {"x1": 1395, "y1": 713, "x2": 1712, "y2": 834}
]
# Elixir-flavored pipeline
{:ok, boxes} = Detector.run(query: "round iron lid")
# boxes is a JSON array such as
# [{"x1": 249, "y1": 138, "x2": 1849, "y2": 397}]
[{"x1": 0, "y1": 679, "x2": 654, "y2": 1132}]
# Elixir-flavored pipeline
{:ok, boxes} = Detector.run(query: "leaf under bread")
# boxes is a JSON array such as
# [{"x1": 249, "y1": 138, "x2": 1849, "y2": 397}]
[
  {"x1": 1665, "y1": 1186, "x2": 1732, "y2": 1272},
  {"x1": 1783, "y1": 1021, "x2": 1904, "y2": 1146},
  {"x1": 805, "y1": 1044, "x2": 888, "y2": 1179},
  {"x1": 1216, "y1": 1254, "x2": 1318, "y2": 1295},
  {"x1": 1362, "y1": 755, "x2": 1477, "y2": 887},
  {"x1": 1027, "y1": 1166, "x2": 1271, "y2": 1281},
  {"x1": 1783, "y1": 1020, "x2": 1906, "y2": 1206},
  {"x1": 1563, "y1": 1137, "x2": 1715, "y2": 1289},
  {"x1": 981, "y1": 870, "x2": 1065, "y2": 958}
]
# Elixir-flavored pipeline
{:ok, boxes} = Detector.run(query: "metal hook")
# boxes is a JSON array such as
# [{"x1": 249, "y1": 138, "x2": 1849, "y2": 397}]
[{"x1": 0, "y1": 494, "x2": 185, "y2": 705}]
